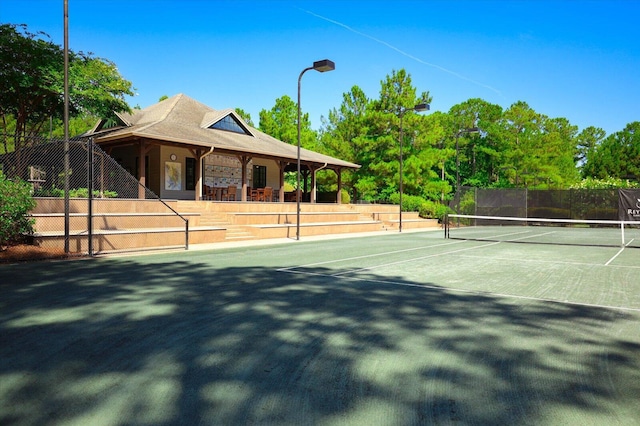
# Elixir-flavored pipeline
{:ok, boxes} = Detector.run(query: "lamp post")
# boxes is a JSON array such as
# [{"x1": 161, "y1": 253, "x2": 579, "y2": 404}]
[
  {"x1": 455, "y1": 127, "x2": 479, "y2": 223},
  {"x1": 63, "y1": 0, "x2": 70, "y2": 253},
  {"x1": 398, "y1": 103, "x2": 430, "y2": 232},
  {"x1": 297, "y1": 59, "x2": 335, "y2": 240}
]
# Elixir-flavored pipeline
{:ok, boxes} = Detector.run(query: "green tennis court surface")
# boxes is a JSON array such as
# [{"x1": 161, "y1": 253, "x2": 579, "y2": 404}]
[
  {"x1": 446, "y1": 214, "x2": 640, "y2": 249},
  {"x1": 2, "y1": 230, "x2": 639, "y2": 424}
]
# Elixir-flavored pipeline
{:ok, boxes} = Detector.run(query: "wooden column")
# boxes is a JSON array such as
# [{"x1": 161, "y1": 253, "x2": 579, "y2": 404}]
[
  {"x1": 237, "y1": 155, "x2": 251, "y2": 201},
  {"x1": 137, "y1": 140, "x2": 151, "y2": 199},
  {"x1": 189, "y1": 147, "x2": 207, "y2": 201},
  {"x1": 336, "y1": 168, "x2": 343, "y2": 204},
  {"x1": 278, "y1": 161, "x2": 288, "y2": 202},
  {"x1": 302, "y1": 169, "x2": 310, "y2": 202},
  {"x1": 310, "y1": 166, "x2": 318, "y2": 204},
  {"x1": 195, "y1": 152, "x2": 202, "y2": 201}
]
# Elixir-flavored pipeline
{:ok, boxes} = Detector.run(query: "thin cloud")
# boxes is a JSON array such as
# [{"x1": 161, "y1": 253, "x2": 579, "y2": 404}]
[{"x1": 300, "y1": 8, "x2": 503, "y2": 97}]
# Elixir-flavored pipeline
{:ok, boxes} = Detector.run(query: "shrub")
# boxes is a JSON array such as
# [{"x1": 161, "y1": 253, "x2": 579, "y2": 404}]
[
  {"x1": 389, "y1": 193, "x2": 424, "y2": 212},
  {"x1": 341, "y1": 188, "x2": 351, "y2": 204},
  {"x1": 33, "y1": 187, "x2": 64, "y2": 197},
  {"x1": 571, "y1": 177, "x2": 640, "y2": 189},
  {"x1": 0, "y1": 172, "x2": 36, "y2": 247},
  {"x1": 388, "y1": 193, "x2": 451, "y2": 221},
  {"x1": 33, "y1": 187, "x2": 118, "y2": 198},
  {"x1": 419, "y1": 200, "x2": 451, "y2": 222}
]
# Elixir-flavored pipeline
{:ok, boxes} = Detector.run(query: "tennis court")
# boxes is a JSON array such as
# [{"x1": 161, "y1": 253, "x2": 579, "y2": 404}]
[{"x1": 1, "y1": 229, "x2": 639, "y2": 425}]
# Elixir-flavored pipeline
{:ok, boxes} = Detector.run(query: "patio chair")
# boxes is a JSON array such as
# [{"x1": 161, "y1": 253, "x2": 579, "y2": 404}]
[
  {"x1": 222, "y1": 185, "x2": 237, "y2": 201},
  {"x1": 203, "y1": 185, "x2": 214, "y2": 200},
  {"x1": 263, "y1": 186, "x2": 273, "y2": 202}
]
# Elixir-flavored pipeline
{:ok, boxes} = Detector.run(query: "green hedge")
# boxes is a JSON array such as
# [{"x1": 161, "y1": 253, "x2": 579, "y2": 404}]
[
  {"x1": 33, "y1": 187, "x2": 118, "y2": 198},
  {"x1": 0, "y1": 172, "x2": 36, "y2": 247},
  {"x1": 389, "y1": 193, "x2": 451, "y2": 221}
]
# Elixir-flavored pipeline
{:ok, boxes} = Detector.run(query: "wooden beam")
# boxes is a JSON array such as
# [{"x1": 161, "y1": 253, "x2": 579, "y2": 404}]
[
  {"x1": 278, "y1": 161, "x2": 288, "y2": 203},
  {"x1": 190, "y1": 148, "x2": 204, "y2": 201},
  {"x1": 336, "y1": 168, "x2": 343, "y2": 204},
  {"x1": 236, "y1": 155, "x2": 252, "y2": 201}
]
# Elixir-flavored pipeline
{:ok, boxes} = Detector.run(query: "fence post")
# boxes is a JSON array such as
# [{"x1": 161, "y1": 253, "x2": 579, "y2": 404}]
[
  {"x1": 63, "y1": 0, "x2": 70, "y2": 254},
  {"x1": 88, "y1": 138, "x2": 94, "y2": 256},
  {"x1": 185, "y1": 220, "x2": 189, "y2": 250}
]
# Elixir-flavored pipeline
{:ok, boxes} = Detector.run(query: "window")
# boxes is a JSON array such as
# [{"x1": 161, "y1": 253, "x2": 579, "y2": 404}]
[
  {"x1": 185, "y1": 158, "x2": 196, "y2": 191},
  {"x1": 253, "y1": 165, "x2": 266, "y2": 188},
  {"x1": 210, "y1": 115, "x2": 249, "y2": 135}
]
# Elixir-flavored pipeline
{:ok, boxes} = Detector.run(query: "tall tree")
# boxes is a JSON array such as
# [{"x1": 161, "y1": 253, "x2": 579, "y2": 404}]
[
  {"x1": 582, "y1": 122, "x2": 640, "y2": 180},
  {"x1": 405, "y1": 110, "x2": 448, "y2": 201},
  {"x1": 258, "y1": 95, "x2": 316, "y2": 148},
  {"x1": 576, "y1": 126, "x2": 606, "y2": 175},
  {"x1": 234, "y1": 108, "x2": 254, "y2": 127},
  {"x1": 0, "y1": 24, "x2": 134, "y2": 152},
  {"x1": 538, "y1": 116, "x2": 579, "y2": 187},
  {"x1": 368, "y1": 69, "x2": 433, "y2": 201},
  {"x1": 318, "y1": 85, "x2": 372, "y2": 200},
  {"x1": 498, "y1": 101, "x2": 545, "y2": 186},
  {"x1": 448, "y1": 98, "x2": 503, "y2": 188}
]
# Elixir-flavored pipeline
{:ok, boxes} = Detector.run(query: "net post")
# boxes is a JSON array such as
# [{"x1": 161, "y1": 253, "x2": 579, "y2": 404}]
[
  {"x1": 444, "y1": 214, "x2": 448, "y2": 239},
  {"x1": 621, "y1": 221, "x2": 625, "y2": 247}
]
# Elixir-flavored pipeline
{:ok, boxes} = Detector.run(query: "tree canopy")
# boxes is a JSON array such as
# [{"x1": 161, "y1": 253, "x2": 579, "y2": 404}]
[
  {"x1": 0, "y1": 23, "x2": 134, "y2": 153},
  {"x1": 296, "y1": 69, "x2": 636, "y2": 203},
  {"x1": 581, "y1": 122, "x2": 640, "y2": 180},
  {"x1": 258, "y1": 95, "x2": 318, "y2": 149}
]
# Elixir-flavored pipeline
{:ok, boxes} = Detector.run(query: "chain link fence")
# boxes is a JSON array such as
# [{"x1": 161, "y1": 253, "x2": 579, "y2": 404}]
[{"x1": 1, "y1": 137, "x2": 188, "y2": 261}]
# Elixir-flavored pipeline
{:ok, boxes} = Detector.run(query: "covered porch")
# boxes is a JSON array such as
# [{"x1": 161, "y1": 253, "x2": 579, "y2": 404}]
[
  {"x1": 87, "y1": 94, "x2": 358, "y2": 203},
  {"x1": 96, "y1": 138, "x2": 350, "y2": 204}
]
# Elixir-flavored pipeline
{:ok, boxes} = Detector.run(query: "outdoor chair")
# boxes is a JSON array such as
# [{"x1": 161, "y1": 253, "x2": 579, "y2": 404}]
[
  {"x1": 203, "y1": 184, "x2": 215, "y2": 200},
  {"x1": 263, "y1": 186, "x2": 273, "y2": 202},
  {"x1": 222, "y1": 185, "x2": 237, "y2": 201}
]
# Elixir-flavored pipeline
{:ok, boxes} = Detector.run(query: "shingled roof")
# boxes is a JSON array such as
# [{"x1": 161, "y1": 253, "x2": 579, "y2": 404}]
[{"x1": 88, "y1": 94, "x2": 359, "y2": 170}]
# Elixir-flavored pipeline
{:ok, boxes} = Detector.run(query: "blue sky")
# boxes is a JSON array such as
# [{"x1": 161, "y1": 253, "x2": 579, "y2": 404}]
[{"x1": 3, "y1": 0, "x2": 639, "y2": 135}]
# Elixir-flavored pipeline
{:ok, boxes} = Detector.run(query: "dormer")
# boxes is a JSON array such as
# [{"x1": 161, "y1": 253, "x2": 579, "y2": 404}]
[
  {"x1": 89, "y1": 111, "x2": 131, "y2": 133},
  {"x1": 201, "y1": 110, "x2": 255, "y2": 137}
]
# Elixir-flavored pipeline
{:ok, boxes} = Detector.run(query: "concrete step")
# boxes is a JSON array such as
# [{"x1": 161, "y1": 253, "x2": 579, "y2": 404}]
[
  {"x1": 30, "y1": 198, "x2": 438, "y2": 254},
  {"x1": 33, "y1": 226, "x2": 226, "y2": 254}
]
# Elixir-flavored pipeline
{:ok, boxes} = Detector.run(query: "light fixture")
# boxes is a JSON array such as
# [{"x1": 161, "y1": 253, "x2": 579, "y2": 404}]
[{"x1": 312, "y1": 59, "x2": 336, "y2": 73}]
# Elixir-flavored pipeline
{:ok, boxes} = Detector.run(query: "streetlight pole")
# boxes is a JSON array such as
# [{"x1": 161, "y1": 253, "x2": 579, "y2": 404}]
[
  {"x1": 297, "y1": 59, "x2": 335, "y2": 240},
  {"x1": 63, "y1": 0, "x2": 70, "y2": 253},
  {"x1": 455, "y1": 127, "x2": 479, "y2": 223},
  {"x1": 398, "y1": 103, "x2": 429, "y2": 232}
]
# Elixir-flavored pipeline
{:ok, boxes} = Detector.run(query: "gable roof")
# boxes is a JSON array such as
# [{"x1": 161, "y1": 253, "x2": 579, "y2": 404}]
[{"x1": 88, "y1": 94, "x2": 359, "y2": 170}]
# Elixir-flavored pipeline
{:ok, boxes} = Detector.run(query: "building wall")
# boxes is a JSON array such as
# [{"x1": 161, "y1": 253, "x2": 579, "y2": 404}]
[
  {"x1": 160, "y1": 146, "x2": 196, "y2": 200},
  {"x1": 202, "y1": 154, "x2": 250, "y2": 190},
  {"x1": 252, "y1": 158, "x2": 281, "y2": 189}
]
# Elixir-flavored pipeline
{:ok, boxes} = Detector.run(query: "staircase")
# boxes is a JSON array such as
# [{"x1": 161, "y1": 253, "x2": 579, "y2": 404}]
[
  {"x1": 30, "y1": 198, "x2": 226, "y2": 254},
  {"x1": 177, "y1": 201, "x2": 438, "y2": 242},
  {"x1": 177, "y1": 201, "x2": 255, "y2": 242},
  {"x1": 30, "y1": 199, "x2": 439, "y2": 254}
]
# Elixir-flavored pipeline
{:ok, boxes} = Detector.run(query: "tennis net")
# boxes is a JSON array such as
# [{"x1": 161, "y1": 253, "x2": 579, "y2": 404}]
[{"x1": 445, "y1": 214, "x2": 640, "y2": 248}]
